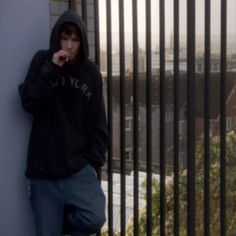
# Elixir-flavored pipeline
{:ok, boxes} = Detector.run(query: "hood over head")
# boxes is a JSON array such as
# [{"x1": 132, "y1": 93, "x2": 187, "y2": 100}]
[{"x1": 49, "y1": 10, "x2": 89, "y2": 62}]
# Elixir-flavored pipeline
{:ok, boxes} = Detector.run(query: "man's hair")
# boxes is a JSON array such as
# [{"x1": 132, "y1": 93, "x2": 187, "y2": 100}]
[{"x1": 60, "y1": 23, "x2": 81, "y2": 39}]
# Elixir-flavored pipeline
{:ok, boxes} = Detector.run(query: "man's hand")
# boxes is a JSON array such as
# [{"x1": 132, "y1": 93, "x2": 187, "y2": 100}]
[{"x1": 52, "y1": 50, "x2": 72, "y2": 67}]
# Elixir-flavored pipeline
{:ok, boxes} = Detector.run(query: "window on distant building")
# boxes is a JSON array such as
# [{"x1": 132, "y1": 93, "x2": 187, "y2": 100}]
[
  {"x1": 125, "y1": 116, "x2": 141, "y2": 132},
  {"x1": 125, "y1": 116, "x2": 132, "y2": 132},
  {"x1": 125, "y1": 148, "x2": 133, "y2": 160},
  {"x1": 179, "y1": 121, "x2": 185, "y2": 136},
  {"x1": 226, "y1": 117, "x2": 232, "y2": 131},
  {"x1": 179, "y1": 152, "x2": 185, "y2": 166}
]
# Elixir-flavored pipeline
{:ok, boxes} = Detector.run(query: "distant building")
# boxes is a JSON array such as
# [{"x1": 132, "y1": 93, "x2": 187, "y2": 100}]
[
  {"x1": 100, "y1": 48, "x2": 146, "y2": 76},
  {"x1": 196, "y1": 54, "x2": 236, "y2": 73},
  {"x1": 102, "y1": 72, "x2": 236, "y2": 175}
]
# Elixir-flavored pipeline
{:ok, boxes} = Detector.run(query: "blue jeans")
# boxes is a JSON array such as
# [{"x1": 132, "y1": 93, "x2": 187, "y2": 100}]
[{"x1": 28, "y1": 164, "x2": 106, "y2": 236}]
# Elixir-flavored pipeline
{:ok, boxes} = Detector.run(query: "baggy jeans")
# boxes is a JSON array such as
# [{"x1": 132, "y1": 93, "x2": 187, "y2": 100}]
[{"x1": 28, "y1": 164, "x2": 106, "y2": 236}]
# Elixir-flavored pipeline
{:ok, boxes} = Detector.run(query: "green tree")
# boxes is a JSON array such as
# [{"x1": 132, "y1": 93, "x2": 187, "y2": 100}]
[{"x1": 126, "y1": 131, "x2": 236, "y2": 235}]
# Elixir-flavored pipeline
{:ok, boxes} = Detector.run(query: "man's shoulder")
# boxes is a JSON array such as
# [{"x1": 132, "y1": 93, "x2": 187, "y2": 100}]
[
  {"x1": 28, "y1": 50, "x2": 51, "y2": 69},
  {"x1": 32, "y1": 50, "x2": 50, "y2": 61},
  {"x1": 83, "y1": 60, "x2": 101, "y2": 80},
  {"x1": 83, "y1": 60, "x2": 99, "y2": 71},
  {"x1": 29, "y1": 50, "x2": 51, "y2": 68}
]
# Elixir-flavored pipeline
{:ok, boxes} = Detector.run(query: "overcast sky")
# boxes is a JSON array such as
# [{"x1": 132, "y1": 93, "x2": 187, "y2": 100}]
[{"x1": 99, "y1": 0, "x2": 236, "y2": 36}]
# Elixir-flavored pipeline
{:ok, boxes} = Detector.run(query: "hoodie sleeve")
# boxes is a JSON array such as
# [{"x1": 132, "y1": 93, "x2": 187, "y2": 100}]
[
  {"x1": 83, "y1": 70, "x2": 108, "y2": 171},
  {"x1": 18, "y1": 51, "x2": 61, "y2": 113}
]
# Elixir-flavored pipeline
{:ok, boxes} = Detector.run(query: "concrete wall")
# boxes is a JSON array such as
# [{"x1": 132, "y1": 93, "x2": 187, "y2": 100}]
[{"x1": 0, "y1": 1, "x2": 49, "y2": 235}]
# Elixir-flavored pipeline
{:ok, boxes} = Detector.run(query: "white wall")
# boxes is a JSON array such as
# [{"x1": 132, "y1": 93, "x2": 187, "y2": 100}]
[{"x1": 0, "y1": 1, "x2": 49, "y2": 235}]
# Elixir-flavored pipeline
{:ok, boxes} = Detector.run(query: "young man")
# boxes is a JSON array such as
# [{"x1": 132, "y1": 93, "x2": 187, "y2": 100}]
[{"x1": 19, "y1": 10, "x2": 108, "y2": 236}]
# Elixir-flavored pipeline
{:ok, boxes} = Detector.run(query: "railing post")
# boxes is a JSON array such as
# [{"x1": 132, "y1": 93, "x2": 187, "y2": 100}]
[{"x1": 187, "y1": 0, "x2": 196, "y2": 235}]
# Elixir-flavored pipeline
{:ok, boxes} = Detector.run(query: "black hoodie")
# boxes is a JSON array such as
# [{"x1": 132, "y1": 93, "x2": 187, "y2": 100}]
[{"x1": 19, "y1": 10, "x2": 108, "y2": 179}]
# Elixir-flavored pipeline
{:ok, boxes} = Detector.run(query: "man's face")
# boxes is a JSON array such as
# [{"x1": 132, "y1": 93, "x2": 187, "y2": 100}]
[{"x1": 60, "y1": 32, "x2": 80, "y2": 62}]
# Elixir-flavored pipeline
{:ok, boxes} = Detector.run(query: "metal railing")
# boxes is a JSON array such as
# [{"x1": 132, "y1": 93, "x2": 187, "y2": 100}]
[{"x1": 70, "y1": 0, "x2": 230, "y2": 235}]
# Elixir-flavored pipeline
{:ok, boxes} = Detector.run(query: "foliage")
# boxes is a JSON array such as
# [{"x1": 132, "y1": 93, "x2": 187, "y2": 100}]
[{"x1": 125, "y1": 131, "x2": 236, "y2": 235}]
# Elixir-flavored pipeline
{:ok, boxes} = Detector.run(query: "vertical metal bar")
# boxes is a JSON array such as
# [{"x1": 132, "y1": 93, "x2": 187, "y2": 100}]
[
  {"x1": 94, "y1": 0, "x2": 100, "y2": 67},
  {"x1": 95, "y1": 2, "x2": 102, "y2": 235},
  {"x1": 220, "y1": 0, "x2": 227, "y2": 235},
  {"x1": 82, "y1": 0, "x2": 87, "y2": 25},
  {"x1": 119, "y1": 0, "x2": 126, "y2": 235},
  {"x1": 159, "y1": 0, "x2": 166, "y2": 235},
  {"x1": 204, "y1": 0, "x2": 211, "y2": 236},
  {"x1": 132, "y1": 0, "x2": 139, "y2": 235},
  {"x1": 173, "y1": 0, "x2": 180, "y2": 235},
  {"x1": 146, "y1": 0, "x2": 152, "y2": 235},
  {"x1": 106, "y1": 0, "x2": 113, "y2": 235},
  {"x1": 187, "y1": 0, "x2": 196, "y2": 235}
]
